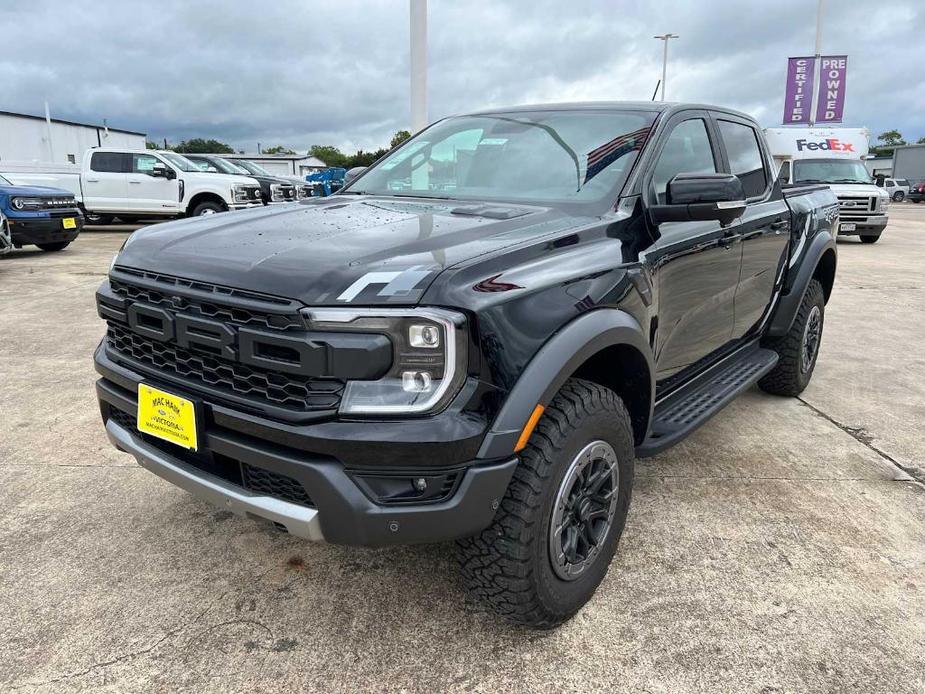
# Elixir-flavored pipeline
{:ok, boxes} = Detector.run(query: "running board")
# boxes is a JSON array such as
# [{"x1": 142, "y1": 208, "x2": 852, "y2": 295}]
[{"x1": 636, "y1": 346, "x2": 778, "y2": 458}]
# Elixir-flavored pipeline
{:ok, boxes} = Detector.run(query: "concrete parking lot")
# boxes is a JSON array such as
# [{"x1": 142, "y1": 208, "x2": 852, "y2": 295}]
[{"x1": 1, "y1": 207, "x2": 924, "y2": 693}]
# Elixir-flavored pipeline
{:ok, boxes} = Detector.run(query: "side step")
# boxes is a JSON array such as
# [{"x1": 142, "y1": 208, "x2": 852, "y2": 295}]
[{"x1": 636, "y1": 346, "x2": 778, "y2": 458}]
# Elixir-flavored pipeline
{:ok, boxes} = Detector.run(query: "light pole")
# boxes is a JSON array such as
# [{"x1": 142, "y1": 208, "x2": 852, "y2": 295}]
[
  {"x1": 410, "y1": 0, "x2": 428, "y2": 133},
  {"x1": 808, "y1": 0, "x2": 825, "y2": 126},
  {"x1": 653, "y1": 34, "x2": 679, "y2": 102}
]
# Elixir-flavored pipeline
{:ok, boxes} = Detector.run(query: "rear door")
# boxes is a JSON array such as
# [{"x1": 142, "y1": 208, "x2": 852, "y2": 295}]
[
  {"x1": 713, "y1": 115, "x2": 791, "y2": 338},
  {"x1": 641, "y1": 111, "x2": 743, "y2": 380},
  {"x1": 83, "y1": 152, "x2": 128, "y2": 212},
  {"x1": 127, "y1": 153, "x2": 181, "y2": 213}
]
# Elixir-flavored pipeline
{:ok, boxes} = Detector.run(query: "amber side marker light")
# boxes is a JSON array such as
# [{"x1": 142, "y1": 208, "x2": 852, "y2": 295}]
[{"x1": 514, "y1": 404, "x2": 545, "y2": 453}]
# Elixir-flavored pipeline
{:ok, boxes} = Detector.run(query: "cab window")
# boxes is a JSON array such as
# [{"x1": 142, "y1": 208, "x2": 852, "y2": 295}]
[
  {"x1": 652, "y1": 119, "x2": 717, "y2": 204},
  {"x1": 717, "y1": 120, "x2": 768, "y2": 199},
  {"x1": 132, "y1": 153, "x2": 160, "y2": 174},
  {"x1": 90, "y1": 152, "x2": 126, "y2": 173}
]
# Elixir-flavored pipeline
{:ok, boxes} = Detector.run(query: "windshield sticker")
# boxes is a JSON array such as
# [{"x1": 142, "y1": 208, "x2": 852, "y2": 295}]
[
  {"x1": 584, "y1": 126, "x2": 651, "y2": 184},
  {"x1": 479, "y1": 138, "x2": 508, "y2": 146},
  {"x1": 381, "y1": 141, "x2": 430, "y2": 170}
]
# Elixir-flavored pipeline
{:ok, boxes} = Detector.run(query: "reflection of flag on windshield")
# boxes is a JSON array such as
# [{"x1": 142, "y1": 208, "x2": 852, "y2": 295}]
[{"x1": 585, "y1": 127, "x2": 651, "y2": 184}]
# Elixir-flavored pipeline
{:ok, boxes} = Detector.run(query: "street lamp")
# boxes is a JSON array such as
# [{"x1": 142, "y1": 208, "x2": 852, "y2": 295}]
[{"x1": 653, "y1": 33, "x2": 679, "y2": 102}]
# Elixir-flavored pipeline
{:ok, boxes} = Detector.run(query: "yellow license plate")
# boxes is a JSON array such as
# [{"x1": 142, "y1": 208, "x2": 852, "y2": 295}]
[
  {"x1": 137, "y1": 384, "x2": 198, "y2": 450},
  {"x1": 62, "y1": 217, "x2": 77, "y2": 229}
]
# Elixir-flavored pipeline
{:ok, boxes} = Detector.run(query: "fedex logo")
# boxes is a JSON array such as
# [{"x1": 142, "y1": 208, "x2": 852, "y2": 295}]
[{"x1": 796, "y1": 138, "x2": 855, "y2": 152}]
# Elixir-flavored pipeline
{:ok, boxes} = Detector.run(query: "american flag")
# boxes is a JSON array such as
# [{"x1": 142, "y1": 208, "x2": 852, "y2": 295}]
[{"x1": 584, "y1": 126, "x2": 651, "y2": 184}]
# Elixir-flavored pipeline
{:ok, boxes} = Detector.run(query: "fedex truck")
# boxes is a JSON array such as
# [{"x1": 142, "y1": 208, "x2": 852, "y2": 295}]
[{"x1": 765, "y1": 127, "x2": 890, "y2": 244}]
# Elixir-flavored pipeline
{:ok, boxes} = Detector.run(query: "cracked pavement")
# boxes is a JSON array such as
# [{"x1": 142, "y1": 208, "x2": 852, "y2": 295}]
[{"x1": 1, "y1": 210, "x2": 924, "y2": 693}]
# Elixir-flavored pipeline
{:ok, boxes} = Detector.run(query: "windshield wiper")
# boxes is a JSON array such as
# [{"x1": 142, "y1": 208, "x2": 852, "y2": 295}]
[{"x1": 830, "y1": 178, "x2": 869, "y2": 184}]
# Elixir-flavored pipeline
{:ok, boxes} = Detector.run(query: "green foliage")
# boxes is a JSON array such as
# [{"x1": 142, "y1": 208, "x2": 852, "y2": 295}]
[
  {"x1": 145, "y1": 141, "x2": 159, "y2": 150},
  {"x1": 262, "y1": 145, "x2": 296, "y2": 155},
  {"x1": 917, "y1": 136, "x2": 925, "y2": 145},
  {"x1": 877, "y1": 130, "x2": 905, "y2": 147},
  {"x1": 390, "y1": 130, "x2": 412, "y2": 149},
  {"x1": 309, "y1": 145, "x2": 348, "y2": 168},
  {"x1": 172, "y1": 138, "x2": 235, "y2": 154}
]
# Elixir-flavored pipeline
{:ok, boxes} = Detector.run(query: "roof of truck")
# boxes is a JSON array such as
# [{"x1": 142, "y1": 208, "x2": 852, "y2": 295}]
[{"x1": 464, "y1": 101, "x2": 755, "y2": 122}]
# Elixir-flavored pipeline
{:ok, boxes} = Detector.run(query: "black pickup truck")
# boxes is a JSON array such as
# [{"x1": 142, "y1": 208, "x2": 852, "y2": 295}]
[{"x1": 95, "y1": 102, "x2": 839, "y2": 627}]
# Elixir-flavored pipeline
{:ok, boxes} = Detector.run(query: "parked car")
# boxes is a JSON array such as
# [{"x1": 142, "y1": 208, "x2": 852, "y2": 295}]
[
  {"x1": 907, "y1": 180, "x2": 925, "y2": 203},
  {"x1": 882, "y1": 178, "x2": 911, "y2": 201},
  {"x1": 1, "y1": 149, "x2": 263, "y2": 223},
  {"x1": 95, "y1": 101, "x2": 839, "y2": 627},
  {"x1": 183, "y1": 154, "x2": 298, "y2": 205},
  {"x1": 0, "y1": 173, "x2": 82, "y2": 251},
  {"x1": 228, "y1": 159, "x2": 313, "y2": 200},
  {"x1": 766, "y1": 127, "x2": 890, "y2": 243}
]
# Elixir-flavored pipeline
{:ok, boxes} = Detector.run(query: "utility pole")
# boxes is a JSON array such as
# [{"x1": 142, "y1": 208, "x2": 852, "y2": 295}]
[
  {"x1": 653, "y1": 34, "x2": 679, "y2": 102},
  {"x1": 44, "y1": 100, "x2": 55, "y2": 161},
  {"x1": 410, "y1": 0, "x2": 427, "y2": 133},
  {"x1": 808, "y1": 0, "x2": 825, "y2": 127}
]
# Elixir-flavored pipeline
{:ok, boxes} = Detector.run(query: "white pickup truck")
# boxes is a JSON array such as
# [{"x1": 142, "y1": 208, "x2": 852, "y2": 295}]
[{"x1": 1, "y1": 149, "x2": 263, "y2": 223}]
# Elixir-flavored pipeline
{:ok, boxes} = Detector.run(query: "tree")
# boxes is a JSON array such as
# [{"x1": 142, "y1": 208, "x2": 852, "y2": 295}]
[
  {"x1": 262, "y1": 145, "x2": 295, "y2": 155},
  {"x1": 870, "y1": 130, "x2": 907, "y2": 157},
  {"x1": 172, "y1": 138, "x2": 235, "y2": 154},
  {"x1": 917, "y1": 136, "x2": 925, "y2": 145},
  {"x1": 390, "y1": 130, "x2": 412, "y2": 149},
  {"x1": 308, "y1": 145, "x2": 347, "y2": 168},
  {"x1": 145, "y1": 140, "x2": 159, "y2": 150}
]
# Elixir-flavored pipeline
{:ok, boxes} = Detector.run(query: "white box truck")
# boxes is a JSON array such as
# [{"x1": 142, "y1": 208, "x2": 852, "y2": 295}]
[{"x1": 765, "y1": 127, "x2": 890, "y2": 244}]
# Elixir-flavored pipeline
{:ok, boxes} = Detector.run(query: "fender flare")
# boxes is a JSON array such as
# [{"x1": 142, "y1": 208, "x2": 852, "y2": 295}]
[
  {"x1": 476, "y1": 309, "x2": 654, "y2": 459},
  {"x1": 767, "y1": 230, "x2": 836, "y2": 337}
]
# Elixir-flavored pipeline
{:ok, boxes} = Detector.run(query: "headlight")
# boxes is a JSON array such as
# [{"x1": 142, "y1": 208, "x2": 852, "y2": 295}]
[
  {"x1": 232, "y1": 184, "x2": 251, "y2": 202},
  {"x1": 302, "y1": 307, "x2": 467, "y2": 415},
  {"x1": 11, "y1": 197, "x2": 40, "y2": 210}
]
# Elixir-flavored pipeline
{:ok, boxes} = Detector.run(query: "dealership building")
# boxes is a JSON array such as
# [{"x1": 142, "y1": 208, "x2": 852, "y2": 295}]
[{"x1": 0, "y1": 110, "x2": 146, "y2": 165}]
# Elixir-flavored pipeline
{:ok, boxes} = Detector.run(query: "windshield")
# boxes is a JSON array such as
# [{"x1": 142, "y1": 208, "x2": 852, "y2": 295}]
[
  {"x1": 160, "y1": 152, "x2": 200, "y2": 172},
  {"x1": 345, "y1": 110, "x2": 657, "y2": 206},
  {"x1": 210, "y1": 158, "x2": 250, "y2": 175},
  {"x1": 238, "y1": 160, "x2": 273, "y2": 176},
  {"x1": 793, "y1": 159, "x2": 873, "y2": 184}
]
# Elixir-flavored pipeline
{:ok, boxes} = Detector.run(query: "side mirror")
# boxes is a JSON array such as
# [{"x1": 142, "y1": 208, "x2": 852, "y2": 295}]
[
  {"x1": 152, "y1": 162, "x2": 176, "y2": 180},
  {"x1": 344, "y1": 167, "x2": 367, "y2": 186},
  {"x1": 649, "y1": 173, "x2": 746, "y2": 227}
]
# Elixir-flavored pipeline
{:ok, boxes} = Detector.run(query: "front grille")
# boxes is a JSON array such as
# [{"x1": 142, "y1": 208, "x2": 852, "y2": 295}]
[
  {"x1": 110, "y1": 277, "x2": 301, "y2": 331},
  {"x1": 107, "y1": 322, "x2": 344, "y2": 411},
  {"x1": 242, "y1": 463, "x2": 313, "y2": 506},
  {"x1": 837, "y1": 196, "x2": 875, "y2": 219},
  {"x1": 106, "y1": 405, "x2": 314, "y2": 508}
]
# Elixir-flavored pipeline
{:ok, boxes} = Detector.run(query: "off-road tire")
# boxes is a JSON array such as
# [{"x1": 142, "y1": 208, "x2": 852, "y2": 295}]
[
  {"x1": 860, "y1": 235, "x2": 880, "y2": 244},
  {"x1": 36, "y1": 241, "x2": 71, "y2": 252},
  {"x1": 191, "y1": 201, "x2": 226, "y2": 217},
  {"x1": 759, "y1": 279, "x2": 825, "y2": 396},
  {"x1": 457, "y1": 378, "x2": 635, "y2": 628}
]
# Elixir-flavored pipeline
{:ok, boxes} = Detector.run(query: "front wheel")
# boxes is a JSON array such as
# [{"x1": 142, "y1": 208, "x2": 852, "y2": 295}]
[
  {"x1": 457, "y1": 379, "x2": 635, "y2": 628},
  {"x1": 36, "y1": 241, "x2": 71, "y2": 252},
  {"x1": 190, "y1": 201, "x2": 226, "y2": 217},
  {"x1": 860, "y1": 235, "x2": 880, "y2": 244},
  {"x1": 893, "y1": 191, "x2": 905, "y2": 202},
  {"x1": 759, "y1": 279, "x2": 825, "y2": 396}
]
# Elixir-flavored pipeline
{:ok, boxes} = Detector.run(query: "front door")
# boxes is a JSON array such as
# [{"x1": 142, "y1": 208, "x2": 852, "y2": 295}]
[
  {"x1": 641, "y1": 113, "x2": 743, "y2": 381},
  {"x1": 127, "y1": 153, "x2": 181, "y2": 213}
]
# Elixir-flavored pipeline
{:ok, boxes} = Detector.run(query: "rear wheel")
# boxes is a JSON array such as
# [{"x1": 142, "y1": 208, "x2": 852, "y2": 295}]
[
  {"x1": 83, "y1": 213, "x2": 114, "y2": 225},
  {"x1": 860, "y1": 235, "x2": 880, "y2": 244},
  {"x1": 457, "y1": 379, "x2": 635, "y2": 628},
  {"x1": 36, "y1": 241, "x2": 71, "y2": 252},
  {"x1": 893, "y1": 191, "x2": 905, "y2": 202},
  {"x1": 759, "y1": 279, "x2": 825, "y2": 396}
]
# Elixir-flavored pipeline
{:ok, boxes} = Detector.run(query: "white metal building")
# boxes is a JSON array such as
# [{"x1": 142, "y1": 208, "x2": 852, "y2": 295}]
[
  {"x1": 864, "y1": 155, "x2": 893, "y2": 178},
  {"x1": 221, "y1": 153, "x2": 327, "y2": 178},
  {"x1": 0, "y1": 111, "x2": 146, "y2": 165}
]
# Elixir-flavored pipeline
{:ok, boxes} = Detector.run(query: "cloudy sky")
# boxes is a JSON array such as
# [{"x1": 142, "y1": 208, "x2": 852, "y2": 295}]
[{"x1": 2, "y1": 0, "x2": 923, "y2": 153}]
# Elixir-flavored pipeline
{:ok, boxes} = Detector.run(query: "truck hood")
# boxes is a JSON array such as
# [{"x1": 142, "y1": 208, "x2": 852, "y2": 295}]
[
  {"x1": 824, "y1": 182, "x2": 885, "y2": 196},
  {"x1": 116, "y1": 196, "x2": 578, "y2": 306},
  {"x1": 0, "y1": 184, "x2": 73, "y2": 197}
]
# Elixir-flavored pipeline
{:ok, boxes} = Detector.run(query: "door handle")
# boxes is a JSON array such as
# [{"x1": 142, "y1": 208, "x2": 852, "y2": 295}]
[
  {"x1": 770, "y1": 219, "x2": 788, "y2": 232},
  {"x1": 129, "y1": 180, "x2": 141, "y2": 185},
  {"x1": 86, "y1": 178, "x2": 100, "y2": 183}
]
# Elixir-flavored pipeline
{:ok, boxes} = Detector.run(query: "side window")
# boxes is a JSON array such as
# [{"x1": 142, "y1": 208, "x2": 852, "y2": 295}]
[
  {"x1": 132, "y1": 153, "x2": 160, "y2": 174},
  {"x1": 90, "y1": 152, "x2": 125, "y2": 173},
  {"x1": 717, "y1": 120, "x2": 768, "y2": 199},
  {"x1": 652, "y1": 119, "x2": 716, "y2": 204},
  {"x1": 778, "y1": 160, "x2": 791, "y2": 184}
]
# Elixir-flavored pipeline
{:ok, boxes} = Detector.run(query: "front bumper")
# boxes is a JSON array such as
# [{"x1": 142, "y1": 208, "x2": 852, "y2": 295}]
[
  {"x1": 8, "y1": 214, "x2": 83, "y2": 247},
  {"x1": 95, "y1": 346, "x2": 516, "y2": 546},
  {"x1": 228, "y1": 202, "x2": 264, "y2": 212},
  {"x1": 837, "y1": 215, "x2": 888, "y2": 236}
]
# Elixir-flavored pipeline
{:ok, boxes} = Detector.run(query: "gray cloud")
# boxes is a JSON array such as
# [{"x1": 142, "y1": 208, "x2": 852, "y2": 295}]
[{"x1": 0, "y1": 0, "x2": 921, "y2": 153}]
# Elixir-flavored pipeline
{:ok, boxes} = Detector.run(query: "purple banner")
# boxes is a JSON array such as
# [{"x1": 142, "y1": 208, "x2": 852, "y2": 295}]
[
  {"x1": 783, "y1": 57, "x2": 815, "y2": 124},
  {"x1": 815, "y1": 55, "x2": 848, "y2": 123}
]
